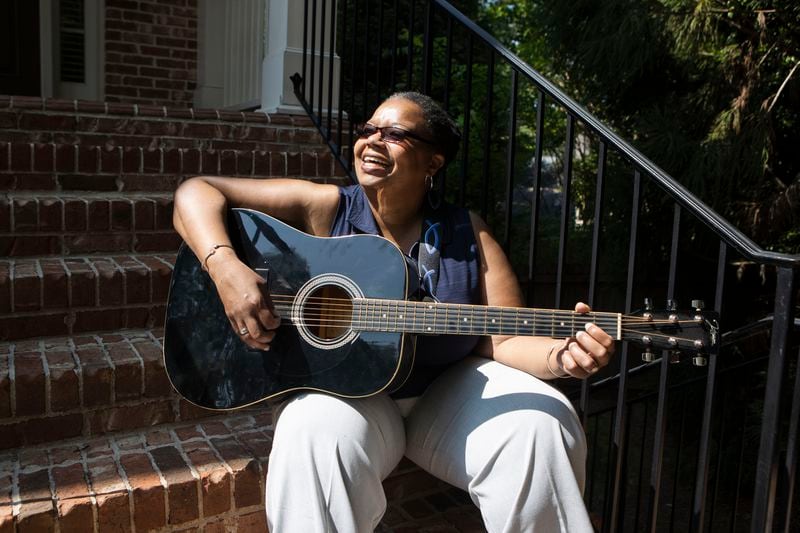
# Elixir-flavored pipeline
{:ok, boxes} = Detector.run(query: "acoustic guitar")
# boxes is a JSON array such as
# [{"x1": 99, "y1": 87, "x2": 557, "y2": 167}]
[{"x1": 163, "y1": 209, "x2": 719, "y2": 410}]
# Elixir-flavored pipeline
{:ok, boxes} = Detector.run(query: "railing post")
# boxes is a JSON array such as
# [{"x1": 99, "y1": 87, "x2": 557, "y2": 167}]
[{"x1": 751, "y1": 266, "x2": 797, "y2": 532}]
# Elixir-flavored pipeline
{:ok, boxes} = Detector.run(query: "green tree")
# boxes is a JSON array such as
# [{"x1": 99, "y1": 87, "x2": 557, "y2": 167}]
[{"x1": 482, "y1": 0, "x2": 800, "y2": 252}]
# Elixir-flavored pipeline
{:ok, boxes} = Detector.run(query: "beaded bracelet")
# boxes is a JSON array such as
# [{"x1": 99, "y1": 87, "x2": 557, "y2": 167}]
[
  {"x1": 201, "y1": 244, "x2": 234, "y2": 272},
  {"x1": 546, "y1": 341, "x2": 570, "y2": 379}
]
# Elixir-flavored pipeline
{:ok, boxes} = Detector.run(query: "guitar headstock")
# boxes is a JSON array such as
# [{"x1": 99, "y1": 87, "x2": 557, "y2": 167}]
[{"x1": 622, "y1": 299, "x2": 719, "y2": 366}]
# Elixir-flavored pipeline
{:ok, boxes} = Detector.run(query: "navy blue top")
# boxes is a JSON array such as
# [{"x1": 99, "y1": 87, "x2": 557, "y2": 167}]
[{"x1": 330, "y1": 184, "x2": 481, "y2": 397}]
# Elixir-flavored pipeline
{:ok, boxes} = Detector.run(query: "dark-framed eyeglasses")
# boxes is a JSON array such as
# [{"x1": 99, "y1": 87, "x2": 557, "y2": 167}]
[{"x1": 355, "y1": 123, "x2": 434, "y2": 145}]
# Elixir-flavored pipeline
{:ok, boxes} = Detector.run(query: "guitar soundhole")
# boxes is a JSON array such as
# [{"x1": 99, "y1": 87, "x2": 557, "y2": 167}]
[{"x1": 303, "y1": 284, "x2": 353, "y2": 340}]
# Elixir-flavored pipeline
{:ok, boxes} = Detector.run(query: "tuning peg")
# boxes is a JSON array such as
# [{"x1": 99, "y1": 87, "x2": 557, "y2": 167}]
[
  {"x1": 669, "y1": 350, "x2": 681, "y2": 364},
  {"x1": 667, "y1": 299, "x2": 677, "y2": 311},
  {"x1": 693, "y1": 354, "x2": 708, "y2": 367},
  {"x1": 691, "y1": 299, "x2": 705, "y2": 310},
  {"x1": 642, "y1": 349, "x2": 655, "y2": 363},
  {"x1": 644, "y1": 298, "x2": 653, "y2": 312}
]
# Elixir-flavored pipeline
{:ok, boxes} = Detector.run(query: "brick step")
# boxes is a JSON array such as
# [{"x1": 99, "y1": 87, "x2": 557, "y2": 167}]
[
  {"x1": 0, "y1": 141, "x2": 346, "y2": 194},
  {"x1": 0, "y1": 192, "x2": 179, "y2": 258},
  {"x1": 0, "y1": 252, "x2": 176, "y2": 340},
  {"x1": 0, "y1": 329, "x2": 219, "y2": 451},
  {"x1": 0, "y1": 411, "x2": 484, "y2": 532}
]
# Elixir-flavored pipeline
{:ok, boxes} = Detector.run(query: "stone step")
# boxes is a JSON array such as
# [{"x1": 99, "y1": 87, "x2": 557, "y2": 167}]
[
  {"x1": 0, "y1": 412, "x2": 484, "y2": 532},
  {"x1": 0, "y1": 192, "x2": 179, "y2": 258},
  {"x1": 0, "y1": 329, "x2": 219, "y2": 451},
  {"x1": 0, "y1": 253, "x2": 176, "y2": 340}
]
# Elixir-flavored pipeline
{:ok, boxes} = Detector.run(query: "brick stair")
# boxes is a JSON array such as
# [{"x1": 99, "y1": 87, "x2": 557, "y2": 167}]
[{"x1": 0, "y1": 95, "x2": 484, "y2": 531}]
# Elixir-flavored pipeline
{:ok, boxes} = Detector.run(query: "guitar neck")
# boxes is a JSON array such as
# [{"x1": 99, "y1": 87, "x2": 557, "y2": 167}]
[{"x1": 352, "y1": 298, "x2": 622, "y2": 339}]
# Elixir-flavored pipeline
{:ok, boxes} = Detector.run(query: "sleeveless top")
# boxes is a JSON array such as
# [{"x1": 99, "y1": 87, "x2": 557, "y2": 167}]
[{"x1": 329, "y1": 184, "x2": 481, "y2": 397}]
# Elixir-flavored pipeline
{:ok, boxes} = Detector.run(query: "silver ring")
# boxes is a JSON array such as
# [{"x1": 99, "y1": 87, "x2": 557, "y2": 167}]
[{"x1": 239, "y1": 327, "x2": 249, "y2": 336}]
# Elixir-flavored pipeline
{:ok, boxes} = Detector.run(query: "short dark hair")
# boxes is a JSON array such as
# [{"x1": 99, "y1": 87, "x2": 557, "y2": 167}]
[{"x1": 387, "y1": 91, "x2": 461, "y2": 165}]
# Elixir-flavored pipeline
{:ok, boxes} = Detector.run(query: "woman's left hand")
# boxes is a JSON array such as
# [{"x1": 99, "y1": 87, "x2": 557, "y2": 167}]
[{"x1": 556, "y1": 302, "x2": 616, "y2": 379}]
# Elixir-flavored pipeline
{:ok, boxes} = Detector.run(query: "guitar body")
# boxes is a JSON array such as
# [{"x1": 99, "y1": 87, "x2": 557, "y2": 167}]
[{"x1": 164, "y1": 209, "x2": 416, "y2": 410}]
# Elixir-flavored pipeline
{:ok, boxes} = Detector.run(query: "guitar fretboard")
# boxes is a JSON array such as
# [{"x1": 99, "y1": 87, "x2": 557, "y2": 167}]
[{"x1": 351, "y1": 298, "x2": 622, "y2": 339}]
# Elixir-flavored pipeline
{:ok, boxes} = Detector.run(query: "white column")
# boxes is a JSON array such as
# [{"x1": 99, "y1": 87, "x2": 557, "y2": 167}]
[
  {"x1": 196, "y1": 0, "x2": 265, "y2": 109},
  {"x1": 261, "y1": 0, "x2": 340, "y2": 114}
]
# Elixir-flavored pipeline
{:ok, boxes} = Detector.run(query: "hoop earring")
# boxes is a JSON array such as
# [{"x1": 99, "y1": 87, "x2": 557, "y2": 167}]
[{"x1": 426, "y1": 174, "x2": 442, "y2": 210}]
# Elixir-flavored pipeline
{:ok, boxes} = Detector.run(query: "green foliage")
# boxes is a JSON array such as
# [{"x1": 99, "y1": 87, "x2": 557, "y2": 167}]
[{"x1": 482, "y1": 0, "x2": 800, "y2": 252}]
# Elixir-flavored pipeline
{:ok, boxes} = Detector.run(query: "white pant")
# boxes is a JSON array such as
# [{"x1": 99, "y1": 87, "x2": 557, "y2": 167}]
[{"x1": 266, "y1": 357, "x2": 593, "y2": 532}]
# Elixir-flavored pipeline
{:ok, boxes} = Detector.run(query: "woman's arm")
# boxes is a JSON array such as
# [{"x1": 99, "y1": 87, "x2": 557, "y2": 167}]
[
  {"x1": 172, "y1": 176, "x2": 340, "y2": 350},
  {"x1": 468, "y1": 212, "x2": 615, "y2": 379}
]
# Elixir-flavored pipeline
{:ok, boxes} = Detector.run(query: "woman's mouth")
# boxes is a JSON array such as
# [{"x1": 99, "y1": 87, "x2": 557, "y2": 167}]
[{"x1": 361, "y1": 155, "x2": 391, "y2": 173}]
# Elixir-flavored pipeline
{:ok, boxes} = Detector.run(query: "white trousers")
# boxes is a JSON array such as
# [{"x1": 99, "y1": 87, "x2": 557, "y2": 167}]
[{"x1": 266, "y1": 356, "x2": 593, "y2": 532}]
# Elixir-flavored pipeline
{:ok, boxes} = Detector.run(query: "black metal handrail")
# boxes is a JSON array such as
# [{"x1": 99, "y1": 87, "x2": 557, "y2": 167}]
[{"x1": 289, "y1": 1, "x2": 800, "y2": 531}]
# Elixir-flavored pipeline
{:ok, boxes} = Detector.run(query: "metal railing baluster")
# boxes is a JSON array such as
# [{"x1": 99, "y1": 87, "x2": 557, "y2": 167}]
[
  {"x1": 480, "y1": 50, "x2": 494, "y2": 220},
  {"x1": 527, "y1": 89, "x2": 545, "y2": 305},
  {"x1": 555, "y1": 114, "x2": 574, "y2": 309},
  {"x1": 458, "y1": 35, "x2": 473, "y2": 206},
  {"x1": 309, "y1": 0, "x2": 318, "y2": 118},
  {"x1": 318, "y1": 0, "x2": 327, "y2": 122},
  {"x1": 502, "y1": 69, "x2": 518, "y2": 252},
  {"x1": 327, "y1": 0, "x2": 337, "y2": 137}
]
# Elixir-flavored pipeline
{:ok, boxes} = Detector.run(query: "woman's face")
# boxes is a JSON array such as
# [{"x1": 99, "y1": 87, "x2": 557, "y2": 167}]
[{"x1": 353, "y1": 98, "x2": 443, "y2": 195}]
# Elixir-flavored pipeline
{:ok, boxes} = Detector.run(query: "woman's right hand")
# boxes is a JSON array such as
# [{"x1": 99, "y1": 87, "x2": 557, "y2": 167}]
[{"x1": 207, "y1": 251, "x2": 281, "y2": 351}]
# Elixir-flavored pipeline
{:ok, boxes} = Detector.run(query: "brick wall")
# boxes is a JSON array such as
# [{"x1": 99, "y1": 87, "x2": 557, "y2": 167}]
[{"x1": 105, "y1": 0, "x2": 198, "y2": 107}]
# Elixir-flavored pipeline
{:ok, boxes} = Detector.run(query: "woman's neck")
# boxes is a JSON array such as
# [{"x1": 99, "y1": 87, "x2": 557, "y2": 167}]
[{"x1": 363, "y1": 185, "x2": 425, "y2": 252}]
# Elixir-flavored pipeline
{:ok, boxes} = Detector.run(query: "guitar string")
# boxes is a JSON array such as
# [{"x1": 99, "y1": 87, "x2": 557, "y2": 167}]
[
  {"x1": 269, "y1": 303, "x2": 698, "y2": 329},
  {"x1": 267, "y1": 295, "x2": 696, "y2": 325},
  {"x1": 268, "y1": 304, "x2": 705, "y2": 345}
]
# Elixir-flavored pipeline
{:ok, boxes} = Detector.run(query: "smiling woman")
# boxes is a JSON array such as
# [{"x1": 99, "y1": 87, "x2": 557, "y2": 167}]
[{"x1": 172, "y1": 91, "x2": 614, "y2": 532}]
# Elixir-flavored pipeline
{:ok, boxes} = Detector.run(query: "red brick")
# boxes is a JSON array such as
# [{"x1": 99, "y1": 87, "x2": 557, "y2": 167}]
[
  {"x1": 16, "y1": 469, "x2": 55, "y2": 532},
  {"x1": 76, "y1": 344, "x2": 113, "y2": 407},
  {"x1": 11, "y1": 261, "x2": 41, "y2": 311},
  {"x1": 135, "y1": 232, "x2": 181, "y2": 252},
  {"x1": 181, "y1": 148, "x2": 200, "y2": 174},
  {"x1": 120, "y1": 453, "x2": 167, "y2": 531},
  {"x1": 87, "y1": 457, "x2": 132, "y2": 532},
  {"x1": 87, "y1": 199, "x2": 110, "y2": 231},
  {"x1": 0, "y1": 263, "x2": 10, "y2": 315},
  {"x1": 38, "y1": 197, "x2": 63, "y2": 231},
  {"x1": 184, "y1": 443, "x2": 231, "y2": 517},
  {"x1": 78, "y1": 145, "x2": 100, "y2": 173},
  {"x1": 0, "y1": 143, "x2": 8, "y2": 172},
  {"x1": 143, "y1": 148, "x2": 162, "y2": 173},
  {"x1": 0, "y1": 356, "x2": 10, "y2": 419},
  {"x1": 13, "y1": 350, "x2": 46, "y2": 416},
  {"x1": 164, "y1": 148, "x2": 181, "y2": 173},
  {"x1": 63, "y1": 198, "x2": 87, "y2": 231},
  {"x1": 106, "y1": 341, "x2": 143, "y2": 399},
  {"x1": 12, "y1": 197, "x2": 38, "y2": 230},
  {"x1": 111, "y1": 199, "x2": 134, "y2": 231},
  {"x1": 66, "y1": 233, "x2": 132, "y2": 254},
  {"x1": 19, "y1": 113, "x2": 76, "y2": 131},
  {"x1": 270, "y1": 152, "x2": 285, "y2": 176},
  {"x1": 301, "y1": 153, "x2": 317, "y2": 177},
  {"x1": 88, "y1": 401, "x2": 174, "y2": 435},
  {"x1": 154, "y1": 197, "x2": 173, "y2": 230},
  {"x1": 64, "y1": 259, "x2": 96, "y2": 307},
  {"x1": 114, "y1": 256, "x2": 150, "y2": 304},
  {"x1": 51, "y1": 463, "x2": 94, "y2": 531},
  {"x1": 122, "y1": 147, "x2": 141, "y2": 173},
  {"x1": 121, "y1": 174, "x2": 180, "y2": 192},
  {"x1": 286, "y1": 152, "x2": 302, "y2": 176},
  {"x1": 137, "y1": 255, "x2": 172, "y2": 301},
  {"x1": 40, "y1": 258, "x2": 68, "y2": 309},
  {"x1": 134, "y1": 198, "x2": 156, "y2": 230},
  {"x1": 150, "y1": 446, "x2": 199, "y2": 524},
  {"x1": 0, "y1": 313, "x2": 69, "y2": 342},
  {"x1": 201, "y1": 150, "x2": 219, "y2": 174},
  {"x1": 60, "y1": 173, "x2": 118, "y2": 192},
  {"x1": 210, "y1": 437, "x2": 262, "y2": 507},
  {"x1": 134, "y1": 341, "x2": 171, "y2": 398},
  {"x1": 33, "y1": 143, "x2": 54, "y2": 172},
  {"x1": 54, "y1": 144, "x2": 76, "y2": 172},
  {"x1": 0, "y1": 198, "x2": 8, "y2": 233},
  {"x1": 101, "y1": 146, "x2": 122, "y2": 173},
  {"x1": 73, "y1": 308, "x2": 125, "y2": 334},
  {"x1": 2, "y1": 235, "x2": 61, "y2": 257},
  {"x1": 237, "y1": 510, "x2": 268, "y2": 531},
  {"x1": 44, "y1": 347, "x2": 80, "y2": 413}
]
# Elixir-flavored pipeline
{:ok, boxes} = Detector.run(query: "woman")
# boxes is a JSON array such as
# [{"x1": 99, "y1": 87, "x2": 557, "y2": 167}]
[{"x1": 173, "y1": 91, "x2": 614, "y2": 532}]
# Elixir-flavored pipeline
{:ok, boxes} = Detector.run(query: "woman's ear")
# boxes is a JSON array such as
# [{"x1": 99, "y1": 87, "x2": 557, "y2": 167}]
[{"x1": 427, "y1": 152, "x2": 445, "y2": 176}]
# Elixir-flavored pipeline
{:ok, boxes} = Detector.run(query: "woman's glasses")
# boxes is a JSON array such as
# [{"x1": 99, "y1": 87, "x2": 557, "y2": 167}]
[{"x1": 355, "y1": 123, "x2": 434, "y2": 145}]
